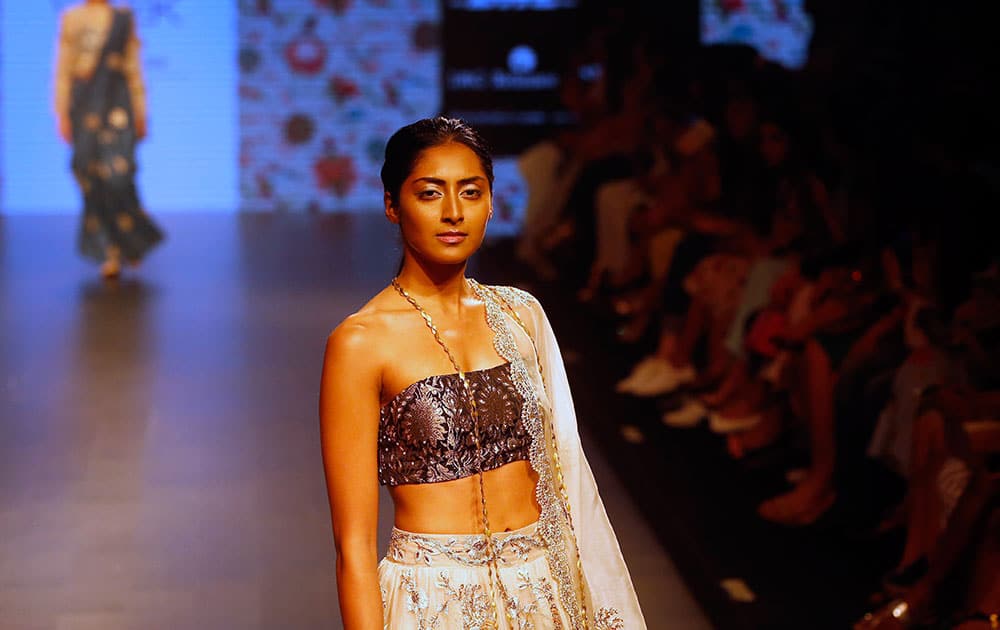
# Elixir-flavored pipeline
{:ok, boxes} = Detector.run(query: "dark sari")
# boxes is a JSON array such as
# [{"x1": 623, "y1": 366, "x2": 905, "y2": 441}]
[{"x1": 70, "y1": 8, "x2": 163, "y2": 264}]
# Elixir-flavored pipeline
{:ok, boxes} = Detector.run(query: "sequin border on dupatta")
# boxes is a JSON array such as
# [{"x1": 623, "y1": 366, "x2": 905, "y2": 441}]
[{"x1": 469, "y1": 280, "x2": 586, "y2": 629}]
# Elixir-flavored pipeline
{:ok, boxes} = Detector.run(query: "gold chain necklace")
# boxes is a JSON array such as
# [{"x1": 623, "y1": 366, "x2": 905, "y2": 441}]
[
  {"x1": 473, "y1": 281, "x2": 590, "y2": 627},
  {"x1": 390, "y1": 277, "x2": 513, "y2": 629}
]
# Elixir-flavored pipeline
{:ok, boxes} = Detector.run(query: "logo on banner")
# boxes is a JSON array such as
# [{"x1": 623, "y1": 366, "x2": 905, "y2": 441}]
[
  {"x1": 507, "y1": 45, "x2": 537, "y2": 74},
  {"x1": 448, "y1": 44, "x2": 557, "y2": 92}
]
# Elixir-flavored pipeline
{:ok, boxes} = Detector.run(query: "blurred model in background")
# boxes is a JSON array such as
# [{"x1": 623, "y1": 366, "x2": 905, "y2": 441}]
[{"x1": 54, "y1": 0, "x2": 163, "y2": 279}]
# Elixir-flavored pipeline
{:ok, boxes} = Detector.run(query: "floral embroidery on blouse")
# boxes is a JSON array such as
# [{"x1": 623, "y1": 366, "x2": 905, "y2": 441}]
[{"x1": 378, "y1": 363, "x2": 530, "y2": 486}]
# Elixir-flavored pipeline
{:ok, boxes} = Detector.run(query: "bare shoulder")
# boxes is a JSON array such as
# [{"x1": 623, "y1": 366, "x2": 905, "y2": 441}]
[
  {"x1": 324, "y1": 288, "x2": 407, "y2": 363},
  {"x1": 325, "y1": 312, "x2": 376, "y2": 358},
  {"x1": 327, "y1": 307, "x2": 381, "y2": 358}
]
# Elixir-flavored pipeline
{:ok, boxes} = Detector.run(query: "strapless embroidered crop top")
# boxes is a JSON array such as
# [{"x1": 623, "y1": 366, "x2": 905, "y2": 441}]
[{"x1": 378, "y1": 362, "x2": 531, "y2": 486}]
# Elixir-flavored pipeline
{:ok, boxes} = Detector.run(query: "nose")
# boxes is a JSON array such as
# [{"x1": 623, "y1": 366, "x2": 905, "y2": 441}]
[{"x1": 441, "y1": 192, "x2": 464, "y2": 225}]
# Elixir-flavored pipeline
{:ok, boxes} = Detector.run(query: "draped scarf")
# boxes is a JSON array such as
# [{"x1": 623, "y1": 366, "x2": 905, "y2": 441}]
[{"x1": 469, "y1": 280, "x2": 647, "y2": 629}]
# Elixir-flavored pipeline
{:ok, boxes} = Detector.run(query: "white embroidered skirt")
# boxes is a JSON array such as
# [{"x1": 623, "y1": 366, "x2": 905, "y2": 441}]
[{"x1": 378, "y1": 521, "x2": 574, "y2": 629}]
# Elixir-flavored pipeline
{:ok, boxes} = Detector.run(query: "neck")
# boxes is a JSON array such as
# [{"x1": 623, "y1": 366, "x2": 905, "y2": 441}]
[{"x1": 394, "y1": 261, "x2": 470, "y2": 308}]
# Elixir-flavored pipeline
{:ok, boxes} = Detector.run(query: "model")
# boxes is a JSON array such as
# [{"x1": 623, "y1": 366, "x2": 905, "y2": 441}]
[
  {"x1": 54, "y1": 1, "x2": 163, "y2": 279},
  {"x1": 319, "y1": 116, "x2": 646, "y2": 628}
]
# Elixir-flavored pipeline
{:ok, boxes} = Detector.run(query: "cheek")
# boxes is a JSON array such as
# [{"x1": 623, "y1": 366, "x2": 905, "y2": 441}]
[{"x1": 396, "y1": 209, "x2": 433, "y2": 244}]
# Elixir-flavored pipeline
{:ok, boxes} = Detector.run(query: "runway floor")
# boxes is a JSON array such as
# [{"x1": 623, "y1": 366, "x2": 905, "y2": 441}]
[{"x1": 0, "y1": 213, "x2": 711, "y2": 630}]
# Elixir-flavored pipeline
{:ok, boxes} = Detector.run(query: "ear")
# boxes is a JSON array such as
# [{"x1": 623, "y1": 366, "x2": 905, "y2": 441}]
[
  {"x1": 488, "y1": 203, "x2": 494, "y2": 221},
  {"x1": 384, "y1": 191, "x2": 400, "y2": 224}
]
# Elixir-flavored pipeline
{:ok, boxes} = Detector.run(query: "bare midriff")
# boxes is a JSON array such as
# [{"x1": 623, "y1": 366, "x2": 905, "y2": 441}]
[{"x1": 389, "y1": 460, "x2": 541, "y2": 534}]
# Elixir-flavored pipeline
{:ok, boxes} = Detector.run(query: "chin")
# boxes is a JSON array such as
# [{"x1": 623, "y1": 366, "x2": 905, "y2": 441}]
[
  {"x1": 433, "y1": 239, "x2": 485, "y2": 259},
  {"x1": 411, "y1": 248, "x2": 474, "y2": 269},
  {"x1": 435, "y1": 252, "x2": 477, "y2": 267}
]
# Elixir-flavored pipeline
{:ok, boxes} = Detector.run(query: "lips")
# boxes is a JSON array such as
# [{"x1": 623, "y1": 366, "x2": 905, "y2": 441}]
[{"x1": 436, "y1": 231, "x2": 467, "y2": 244}]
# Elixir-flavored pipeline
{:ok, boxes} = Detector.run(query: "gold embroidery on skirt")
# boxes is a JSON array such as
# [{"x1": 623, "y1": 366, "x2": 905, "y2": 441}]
[
  {"x1": 392, "y1": 567, "x2": 567, "y2": 629},
  {"x1": 383, "y1": 524, "x2": 571, "y2": 628},
  {"x1": 388, "y1": 528, "x2": 546, "y2": 567}
]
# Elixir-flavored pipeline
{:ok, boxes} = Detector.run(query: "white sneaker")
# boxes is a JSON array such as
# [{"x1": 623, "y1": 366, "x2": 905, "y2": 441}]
[
  {"x1": 629, "y1": 362, "x2": 698, "y2": 397},
  {"x1": 615, "y1": 355, "x2": 667, "y2": 393},
  {"x1": 662, "y1": 397, "x2": 708, "y2": 428},
  {"x1": 708, "y1": 410, "x2": 761, "y2": 434}
]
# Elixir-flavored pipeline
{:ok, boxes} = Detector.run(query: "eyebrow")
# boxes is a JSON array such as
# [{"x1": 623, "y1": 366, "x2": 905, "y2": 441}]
[{"x1": 412, "y1": 176, "x2": 487, "y2": 186}]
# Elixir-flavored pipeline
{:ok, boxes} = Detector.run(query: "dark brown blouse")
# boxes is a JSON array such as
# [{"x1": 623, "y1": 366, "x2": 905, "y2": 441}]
[{"x1": 378, "y1": 362, "x2": 531, "y2": 486}]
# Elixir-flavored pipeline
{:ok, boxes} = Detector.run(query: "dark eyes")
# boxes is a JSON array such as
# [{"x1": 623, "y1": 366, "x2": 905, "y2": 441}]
[{"x1": 416, "y1": 188, "x2": 482, "y2": 200}]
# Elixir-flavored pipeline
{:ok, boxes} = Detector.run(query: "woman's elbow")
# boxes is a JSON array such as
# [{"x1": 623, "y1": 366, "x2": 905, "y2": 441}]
[{"x1": 334, "y1": 535, "x2": 379, "y2": 568}]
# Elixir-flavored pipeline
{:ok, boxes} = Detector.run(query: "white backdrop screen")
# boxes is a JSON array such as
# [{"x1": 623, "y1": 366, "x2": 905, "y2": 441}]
[{"x1": 0, "y1": 0, "x2": 238, "y2": 213}]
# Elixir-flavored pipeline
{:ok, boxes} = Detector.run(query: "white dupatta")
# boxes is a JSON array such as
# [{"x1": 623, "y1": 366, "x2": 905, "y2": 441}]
[{"x1": 470, "y1": 281, "x2": 647, "y2": 629}]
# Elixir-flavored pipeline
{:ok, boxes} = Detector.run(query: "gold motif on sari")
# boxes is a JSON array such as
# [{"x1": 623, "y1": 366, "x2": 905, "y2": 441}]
[
  {"x1": 112, "y1": 155, "x2": 129, "y2": 175},
  {"x1": 108, "y1": 107, "x2": 129, "y2": 129},
  {"x1": 116, "y1": 213, "x2": 134, "y2": 233}
]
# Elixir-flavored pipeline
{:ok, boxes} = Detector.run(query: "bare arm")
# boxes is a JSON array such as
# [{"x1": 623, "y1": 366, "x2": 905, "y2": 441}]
[
  {"x1": 123, "y1": 11, "x2": 147, "y2": 138},
  {"x1": 319, "y1": 319, "x2": 384, "y2": 629},
  {"x1": 54, "y1": 11, "x2": 73, "y2": 141}
]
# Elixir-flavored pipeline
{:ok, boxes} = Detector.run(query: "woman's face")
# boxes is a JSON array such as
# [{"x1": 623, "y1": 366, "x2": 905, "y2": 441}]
[
  {"x1": 386, "y1": 142, "x2": 492, "y2": 268},
  {"x1": 759, "y1": 122, "x2": 789, "y2": 167}
]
